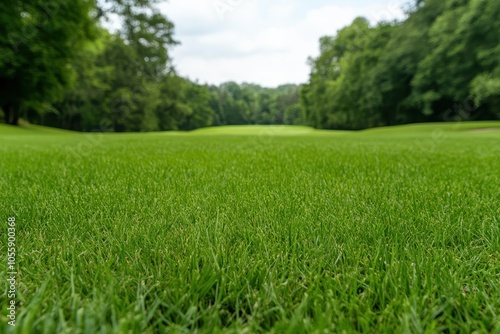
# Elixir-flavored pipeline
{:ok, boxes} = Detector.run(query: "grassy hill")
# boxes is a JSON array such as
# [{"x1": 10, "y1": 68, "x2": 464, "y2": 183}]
[
  {"x1": 0, "y1": 121, "x2": 75, "y2": 135},
  {"x1": 359, "y1": 121, "x2": 500, "y2": 135},
  {"x1": 2, "y1": 121, "x2": 500, "y2": 137}
]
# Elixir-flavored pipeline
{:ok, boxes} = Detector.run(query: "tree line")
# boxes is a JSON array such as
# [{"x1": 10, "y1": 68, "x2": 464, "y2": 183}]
[
  {"x1": 1, "y1": 0, "x2": 498, "y2": 131},
  {"x1": 302, "y1": 0, "x2": 500, "y2": 129},
  {"x1": 0, "y1": 0, "x2": 305, "y2": 131}
]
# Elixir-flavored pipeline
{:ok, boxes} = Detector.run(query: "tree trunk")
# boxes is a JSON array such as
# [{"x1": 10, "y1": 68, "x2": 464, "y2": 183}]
[
  {"x1": 5, "y1": 105, "x2": 19, "y2": 125},
  {"x1": 3, "y1": 104, "x2": 11, "y2": 124},
  {"x1": 11, "y1": 107, "x2": 19, "y2": 125}
]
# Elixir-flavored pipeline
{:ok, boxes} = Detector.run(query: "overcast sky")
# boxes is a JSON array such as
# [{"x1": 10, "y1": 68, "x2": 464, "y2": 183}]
[{"x1": 159, "y1": 0, "x2": 407, "y2": 87}]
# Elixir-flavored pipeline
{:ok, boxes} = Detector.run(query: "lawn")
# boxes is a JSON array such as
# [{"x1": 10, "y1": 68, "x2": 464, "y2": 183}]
[{"x1": 1, "y1": 122, "x2": 499, "y2": 333}]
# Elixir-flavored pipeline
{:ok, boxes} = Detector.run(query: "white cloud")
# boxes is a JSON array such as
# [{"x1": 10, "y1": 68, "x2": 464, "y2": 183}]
[{"x1": 162, "y1": 0, "x2": 406, "y2": 87}]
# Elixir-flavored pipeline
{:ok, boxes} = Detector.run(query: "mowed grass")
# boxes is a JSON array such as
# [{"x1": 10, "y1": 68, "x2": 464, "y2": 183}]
[{"x1": 1, "y1": 122, "x2": 499, "y2": 333}]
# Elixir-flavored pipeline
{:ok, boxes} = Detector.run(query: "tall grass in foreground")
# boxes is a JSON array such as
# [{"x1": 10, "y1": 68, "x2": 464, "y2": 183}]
[{"x1": 0, "y1": 126, "x2": 499, "y2": 333}]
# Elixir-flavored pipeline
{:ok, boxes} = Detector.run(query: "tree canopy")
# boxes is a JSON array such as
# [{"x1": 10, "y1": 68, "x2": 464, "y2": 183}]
[
  {"x1": 1, "y1": 0, "x2": 498, "y2": 130},
  {"x1": 0, "y1": 0, "x2": 96, "y2": 125},
  {"x1": 302, "y1": 0, "x2": 500, "y2": 129}
]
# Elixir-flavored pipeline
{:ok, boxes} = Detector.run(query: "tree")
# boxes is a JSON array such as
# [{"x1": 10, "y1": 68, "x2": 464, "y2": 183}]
[
  {"x1": 302, "y1": 18, "x2": 396, "y2": 129},
  {"x1": 411, "y1": 0, "x2": 500, "y2": 120},
  {"x1": 302, "y1": 0, "x2": 499, "y2": 130},
  {"x1": 0, "y1": 0, "x2": 96, "y2": 125}
]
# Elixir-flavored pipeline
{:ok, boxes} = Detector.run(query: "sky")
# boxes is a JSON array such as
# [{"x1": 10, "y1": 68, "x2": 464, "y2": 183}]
[{"x1": 159, "y1": 0, "x2": 407, "y2": 87}]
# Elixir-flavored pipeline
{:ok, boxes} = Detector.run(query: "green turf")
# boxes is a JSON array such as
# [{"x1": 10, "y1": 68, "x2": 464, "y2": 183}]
[
  {"x1": 1, "y1": 123, "x2": 499, "y2": 333},
  {"x1": 0, "y1": 122, "x2": 75, "y2": 136},
  {"x1": 359, "y1": 121, "x2": 500, "y2": 136}
]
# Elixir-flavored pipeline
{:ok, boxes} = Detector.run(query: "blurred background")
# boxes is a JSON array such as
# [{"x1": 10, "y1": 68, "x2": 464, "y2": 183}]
[{"x1": 0, "y1": 0, "x2": 499, "y2": 132}]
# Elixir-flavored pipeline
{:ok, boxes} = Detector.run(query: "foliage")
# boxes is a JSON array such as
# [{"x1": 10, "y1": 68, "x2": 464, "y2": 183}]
[
  {"x1": 0, "y1": 0, "x2": 305, "y2": 131},
  {"x1": 209, "y1": 83, "x2": 306, "y2": 127},
  {"x1": 1, "y1": 0, "x2": 498, "y2": 131},
  {"x1": 303, "y1": 0, "x2": 500, "y2": 129},
  {"x1": 0, "y1": 0, "x2": 97, "y2": 125}
]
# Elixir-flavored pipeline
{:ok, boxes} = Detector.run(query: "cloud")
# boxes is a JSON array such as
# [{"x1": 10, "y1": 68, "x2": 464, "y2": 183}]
[{"x1": 162, "y1": 0, "x2": 406, "y2": 87}]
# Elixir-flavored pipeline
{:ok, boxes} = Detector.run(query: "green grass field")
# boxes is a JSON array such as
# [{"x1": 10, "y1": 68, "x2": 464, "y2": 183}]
[{"x1": 1, "y1": 122, "x2": 500, "y2": 333}]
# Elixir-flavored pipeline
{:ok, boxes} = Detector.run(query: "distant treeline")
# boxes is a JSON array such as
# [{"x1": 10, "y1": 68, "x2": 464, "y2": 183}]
[
  {"x1": 1, "y1": 0, "x2": 498, "y2": 131},
  {"x1": 41, "y1": 77, "x2": 306, "y2": 132},
  {"x1": 208, "y1": 83, "x2": 305, "y2": 128},
  {"x1": 302, "y1": 0, "x2": 500, "y2": 129},
  {"x1": 0, "y1": 0, "x2": 304, "y2": 131}
]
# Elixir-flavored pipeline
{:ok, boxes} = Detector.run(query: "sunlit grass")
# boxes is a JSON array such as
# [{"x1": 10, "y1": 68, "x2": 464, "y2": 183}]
[
  {"x1": 0, "y1": 123, "x2": 499, "y2": 333},
  {"x1": 0, "y1": 121, "x2": 75, "y2": 136}
]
